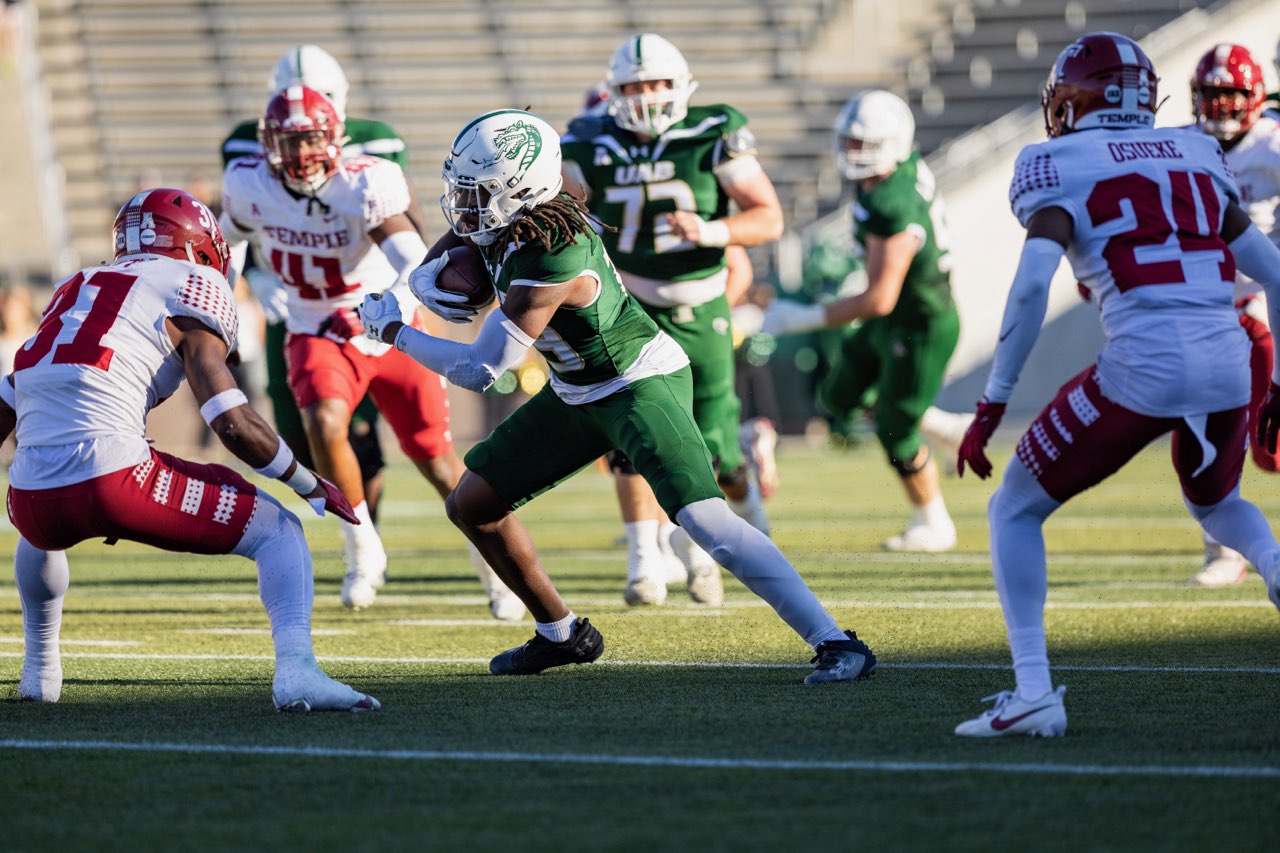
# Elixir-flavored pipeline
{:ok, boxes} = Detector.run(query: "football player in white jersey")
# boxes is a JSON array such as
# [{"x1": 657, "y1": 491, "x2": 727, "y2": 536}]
[
  {"x1": 1, "y1": 188, "x2": 377, "y2": 711},
  {"x1": 220, "y1": 85, "x2": 523, "y2": 617},
  {"x1": 1186, "y1": 43, "x2": 1280, "y2": 587},
  {"x1": 953, "y1": 33, "x2": 1280, "y2": 737}
]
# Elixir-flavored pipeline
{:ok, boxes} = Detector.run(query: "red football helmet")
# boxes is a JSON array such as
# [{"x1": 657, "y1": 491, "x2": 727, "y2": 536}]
[
  {"x1": 112, "y1": 188, "x2": 230, "y2": 277},
  {"x1": 1041, "y1": 32, "x2": 1159, "y2": 138},
  {"x1": 259, "y1": 84, "x2": 344, "y2": 195},
  {"x1": 1191, "y1": 43, "x2": 1266, "y2": 142}
]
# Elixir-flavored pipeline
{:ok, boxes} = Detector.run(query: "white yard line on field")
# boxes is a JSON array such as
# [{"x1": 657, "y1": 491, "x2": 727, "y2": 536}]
[
  {"x1": 1, "y1": 650, "x2": 1277, "y2": 675},
  {"x1": 0, "y1": 739, "x2": 1274, "y2": 780}
]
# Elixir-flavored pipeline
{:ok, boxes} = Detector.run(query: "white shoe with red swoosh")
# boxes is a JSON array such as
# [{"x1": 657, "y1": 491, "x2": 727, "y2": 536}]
[{"x1": 955, "y1": 685, "x2": 1067, "y2": 737}]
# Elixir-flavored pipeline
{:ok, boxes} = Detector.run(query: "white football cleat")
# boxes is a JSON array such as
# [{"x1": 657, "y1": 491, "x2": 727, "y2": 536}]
[
  {"x1": 1189, "y1": 538, "x2": 1249, "y2": 588},
  {"x1": 624, "y1": 576, "x2": 667, "y2": 606},
  {"x1": 955, "y1": 685, "x2": 1067, "y2": 738},
  {"x1": 272, "y1": 659, "x2": 380, "y2": 712},
  {"x1": 341, "y1": 534, "x2": 387, "y2": 610},
  {"x1": 686, "y1": 564, "x2": 724, "y2": 606},
  {"x1": 489, "y1": 592, "x2": 527, "y2": 622},
  {"x1": 18, "y1": 659, "x2": 62, "y2": 703},
  {"x1": 740, "y1": 417, "x2": 780, "y2": 499},
  {"x1": 920, "y1": 407, "x2": 974, "y2": 476},
  {"x1": 882, "y1": 521, "x2": 956, "y2": 553}
]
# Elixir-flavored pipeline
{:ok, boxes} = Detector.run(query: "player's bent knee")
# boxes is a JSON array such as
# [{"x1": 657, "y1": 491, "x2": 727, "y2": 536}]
[
  {"x1": 606, "y1": 449, "x2": 638, "y2": 475},
  {"x1": 888, "y1": 445, "x2": 928, "y2": 476},
  {"x1": 305, "y1": 400, "x2": 352, "y2": 443},
  {"x1": 233, "y1": 492, "x2": 303, "y2": 560},
  {"x1": 445, "y1": 473, "x2": 510, "y2": 531},
  {"x1": 675, "y1": 498, "x2": 747, "y2": 572}
]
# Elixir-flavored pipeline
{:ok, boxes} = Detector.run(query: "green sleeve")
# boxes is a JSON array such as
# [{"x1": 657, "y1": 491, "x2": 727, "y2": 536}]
[
  {"x1": 857, "y1": 193, "x2": 913, "y2": 238},
  {"x1": 506, "y1": 234, "x2": 593, "y2": 285}
]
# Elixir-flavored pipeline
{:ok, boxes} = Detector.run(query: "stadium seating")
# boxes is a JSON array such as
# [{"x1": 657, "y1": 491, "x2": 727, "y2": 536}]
[{"x1": 30, "y1": 0, "x2": 854, "y2": 264}]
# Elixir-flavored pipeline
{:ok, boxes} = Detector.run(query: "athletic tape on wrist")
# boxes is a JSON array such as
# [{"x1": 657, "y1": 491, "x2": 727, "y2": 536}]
[
  {"x1": 252, "y1": 438, "x2": 295, "y2": 480},
  {"x1": 199, "y1": 388, "x2": 249, "y2": 426},
  {"x1": 697, "y1": 218, "x2": 731, "y2": 248},
  {"x1": 284, "y1": 464, "x2": 318, "y2": 495}
]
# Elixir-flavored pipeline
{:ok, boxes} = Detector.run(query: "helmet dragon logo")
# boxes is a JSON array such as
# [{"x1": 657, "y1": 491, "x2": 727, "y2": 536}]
[{"x1": 489, "y1": 120, "x2": 542, "y2": 180}]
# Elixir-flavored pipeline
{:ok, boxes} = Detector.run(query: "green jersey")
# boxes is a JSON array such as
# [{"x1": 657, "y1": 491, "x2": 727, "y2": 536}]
[
  {"x1": 561, "y1": 105, "x2": 753, "y2": 283},
  {"x1": 482, "y1": 219, "x2": 684, "y2": 402},
  {"x1": 221, "y1": 116, "x2": 408, "y2": 168},
  {"x1": 853, "y1": 150, "x2": 954, "y2": 323}
]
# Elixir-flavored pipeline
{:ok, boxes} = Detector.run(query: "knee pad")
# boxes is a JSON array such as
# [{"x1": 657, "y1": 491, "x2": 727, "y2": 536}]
[
  {"x1": 888, "y1": 445, "x2": 928, "y2": 476},
  {"x1": 606, "y1": 449, "x2": 638, "y2": 475},
  {"x1": 716, "y1": 464, "x2": 749, "y2": 492},
  {"x1": 349, "y1": 419, "x2": 386, "y2": 481}
]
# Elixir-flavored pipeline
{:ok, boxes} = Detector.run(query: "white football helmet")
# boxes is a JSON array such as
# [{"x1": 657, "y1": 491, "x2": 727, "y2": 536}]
[
  {"x1": 832, "y1": 90, "x2": 916, "y2": 180},
  {"x1": 606, "y1": 33, "x2": 698, "y2": 136},
  {"x1": 440, "y1": 109, "x2": 564, "y2": 246},
  {"x1": 269, "y1": 45, "x2": 349, "y2": 119}
]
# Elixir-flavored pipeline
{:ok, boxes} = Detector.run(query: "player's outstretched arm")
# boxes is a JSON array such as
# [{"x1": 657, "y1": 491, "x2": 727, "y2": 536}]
[
  {"x1": 359, "y1": 275, "x2": 589, "y2": 393},
  {"x1": 957, "y1": 206, "x2": 1070, "y2": 479},
  {"x1": 1222, "y1": 201, "x2": 1280, "y2": 451},
  {"x1": 169, "y1": 316, "x2": 357, "y2": 522}
]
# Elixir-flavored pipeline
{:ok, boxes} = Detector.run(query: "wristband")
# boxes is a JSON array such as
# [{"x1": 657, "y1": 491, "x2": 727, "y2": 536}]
[
  {"x1": 252, "y1": 438, "x2": 295, "y2": 479},
  {"x1": 199, "y1": 388, "x2": 249, "y2": 426},
  {"x1": 697, "y1": 218, "x2": 731, "y2": 248},
  {"x1": 284, "y1": 464, "x2": 318, "y2": 495}
]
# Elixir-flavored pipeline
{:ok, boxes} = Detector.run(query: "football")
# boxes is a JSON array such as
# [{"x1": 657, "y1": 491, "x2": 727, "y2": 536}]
[{"x1": 437, "y1": 245, "x2": 496, "y2": 311}]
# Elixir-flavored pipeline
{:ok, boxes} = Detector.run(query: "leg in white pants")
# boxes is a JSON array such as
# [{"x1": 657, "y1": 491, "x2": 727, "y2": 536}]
[{"x1": 14, "y1": 537, "x2": 69, "y2": 702}]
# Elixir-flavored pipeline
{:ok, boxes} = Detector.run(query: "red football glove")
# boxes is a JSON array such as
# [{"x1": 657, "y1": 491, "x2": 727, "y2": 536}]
[
  {"x1": 1258, "y1": 382, "x2": 1280, "y2": 457},
  {"x1": 957, "y1": 398, "x2": 1007, "y2": 480},
  {"x1": 318, "y1": 307, "x2": 365, "y2": 344},
  {"x1": 306, "y1": 476, "x2": 359, "y2": 524}
]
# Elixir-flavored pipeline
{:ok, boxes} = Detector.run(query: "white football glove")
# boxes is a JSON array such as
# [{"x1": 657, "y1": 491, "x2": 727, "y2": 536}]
[
  {"x1": 408, "y1": 253, "x2": 477, "y2": 324},
  {"x1": 357, "y1": 290, "x2": 405, "y2": 344},
  {"x1": 761, "y1": 300, "x2": 827, "y2": 337}
]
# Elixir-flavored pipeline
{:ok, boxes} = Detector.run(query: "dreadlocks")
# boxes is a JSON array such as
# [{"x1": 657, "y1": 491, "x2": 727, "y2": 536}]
[{"x1": 498, "y1": 192, "x2": 612, "y2": 252}]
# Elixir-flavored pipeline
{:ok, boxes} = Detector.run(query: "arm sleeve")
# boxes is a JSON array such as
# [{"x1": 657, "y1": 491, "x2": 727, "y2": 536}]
[
  {"x1": 379, "y1": 229, "x2": 429, "y2": 285},
  {"x1": 1227, "y1": 225, "x2": 1280, "y2": 384},
  {"x1": 982, "y1": 237, "x2": 1067, "y2": 403},
  {"x1": 392, "y1": 307, "x2": 535, "y2": 393}
]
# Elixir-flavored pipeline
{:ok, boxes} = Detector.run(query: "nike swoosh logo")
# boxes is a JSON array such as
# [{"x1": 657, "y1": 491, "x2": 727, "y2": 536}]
[
  {"x1": 990, "y1": 704, "x2": 1053, "y2": 731},
  {"x1": 998, "y1": 323, "x2": 1018, "y2": 342}
]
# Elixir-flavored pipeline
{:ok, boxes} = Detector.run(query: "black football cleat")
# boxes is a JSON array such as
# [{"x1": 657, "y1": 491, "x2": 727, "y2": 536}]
[
  {"x1": 804, "y1": 630, "x2": 878, "y2": 685},
  {"x1": 489, "y1": 618, "x2": 605, "y2": 675}
]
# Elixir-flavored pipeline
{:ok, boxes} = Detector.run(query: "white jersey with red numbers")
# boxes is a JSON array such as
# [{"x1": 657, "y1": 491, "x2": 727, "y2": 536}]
[
  {"x1": 1224, "y1": 114, "x2": 1280, "y2": 300},
  {"x1": 219, "y1": 154, "x2": 409, "y2": 343},
  {"x1": 1010, "y1": 126, "x2": 1249, "y2": 417},
  {"x1": 8, "y1": 255, "x2": 238, "y2": 489}
]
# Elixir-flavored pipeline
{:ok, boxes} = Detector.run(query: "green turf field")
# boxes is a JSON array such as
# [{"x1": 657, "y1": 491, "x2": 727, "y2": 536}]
[{"x1": 2, "y1": 440, "x2": 1278, "y2": 850}]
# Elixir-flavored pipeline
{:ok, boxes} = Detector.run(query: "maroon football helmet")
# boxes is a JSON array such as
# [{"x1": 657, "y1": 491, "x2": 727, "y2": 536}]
[
  {"x1": 259, "y1": 84, "x2": 345, "y2": 195},
  {"x1": 112, "y1": 188, "x2": 230, "y2": 277},
  {"x1": 1041, "y1": 32, "x2": 1160, "y2": 138},
  {"x1": 1191, "y1": 43, "x2": 1266, "y2": 142}
]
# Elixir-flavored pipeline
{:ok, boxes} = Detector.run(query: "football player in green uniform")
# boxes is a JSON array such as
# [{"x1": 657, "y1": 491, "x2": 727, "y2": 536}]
[
  {"x1": 561, "y1": 34, "x2": 781, "y2": 608},
  {"x1": 357, "y1": 109, "x2": 877, "y2": 683},
  {"x1": 220, "y1": 45, "x2": 413, "y2": 528},
  {"x1": 764, "y1": 90, "x2": 966, "y2": 552}
]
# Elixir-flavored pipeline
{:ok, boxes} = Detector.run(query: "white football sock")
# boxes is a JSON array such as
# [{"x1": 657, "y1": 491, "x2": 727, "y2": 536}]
[
  {"x1": 1187, "y1": 488, "x2": 1280, "y2": 585},
  {"x1": 624, "y1": 519, "x2": 662, "y2": 582},
  {"x1": 676, "y1": 498, "x2": 841, "y2": 647},
  {"x1": 233, "y1": 493, "x2": 314, "y2": 662},
  {"x1": 14, "y1": 537, "x2": 69, "y2": 702},
  {"x1": 987, "y1": 459, "x2": 1061, "y2": 701},
  {"x1": 727, "y1": 480, "x2": 770, "y2": 535},
  {"x1": 669, "y1": 524, "x2": 716, "y2": 573},
  {"x1": 536, "y1": 611, "x2": 577, "y2": 642},
  {"x1": 918, "y1": 493, "x2": 954, "y2": 530}
]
